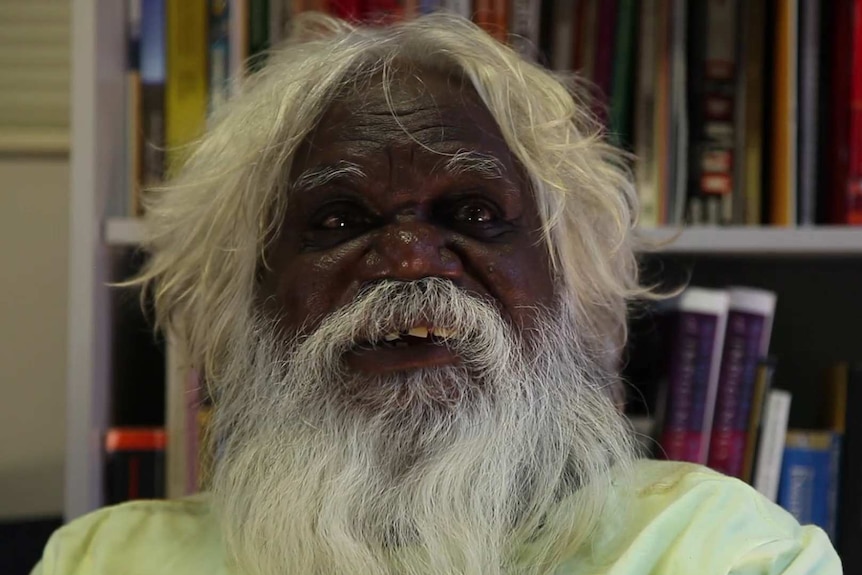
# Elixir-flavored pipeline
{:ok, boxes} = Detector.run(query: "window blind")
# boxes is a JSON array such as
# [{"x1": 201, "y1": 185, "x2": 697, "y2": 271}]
[{"x1": 0, "y1": 0, "x2": 70, "y2": 153}]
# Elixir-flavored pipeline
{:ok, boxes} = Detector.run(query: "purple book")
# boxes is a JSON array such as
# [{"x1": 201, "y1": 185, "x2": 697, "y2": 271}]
[
  {"x1": 707, "y1": 288, "x2": 776, "y2": 477},
  {"x1": 660, "y1": 288, "x2": 730, "y2": 464}
]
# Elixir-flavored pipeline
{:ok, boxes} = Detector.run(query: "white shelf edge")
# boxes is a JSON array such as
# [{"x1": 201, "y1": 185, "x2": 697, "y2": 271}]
[
  {"x1": 639, "y1": 226, "x2": 862, "y2": 255},
  {"x1": 105, "y1": 217, "x2": 144, "y2": 246},
  {"x1": 104, "y1": 218, "x2": 862, "y2": 255}
]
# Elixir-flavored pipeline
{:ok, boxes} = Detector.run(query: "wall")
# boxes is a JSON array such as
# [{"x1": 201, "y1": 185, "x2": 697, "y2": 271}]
[{"x1": 0, "y1": 155, "x2": 69, "y2": 519}]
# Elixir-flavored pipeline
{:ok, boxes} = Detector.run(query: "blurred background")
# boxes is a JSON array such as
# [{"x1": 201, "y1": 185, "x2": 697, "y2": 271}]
[{"x1": 0, "y1": 0, "x2": 70, "y2": 572}]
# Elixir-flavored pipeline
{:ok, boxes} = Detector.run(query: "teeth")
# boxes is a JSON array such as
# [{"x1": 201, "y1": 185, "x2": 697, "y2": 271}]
[
  {"x1": 407, "y1": 326, "x2": 429, "y2": 338},
  {"x1": 383, "y1": 332, "x2": 401, "y2": 342},
  {"x1": 431, "y1": 327, "x2": 454, "y2": 339}
]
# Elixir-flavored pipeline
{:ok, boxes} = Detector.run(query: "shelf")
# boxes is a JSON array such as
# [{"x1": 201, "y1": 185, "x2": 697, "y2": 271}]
[
  {"x1": 640, "y1": 226, "x2": 862, "y2": 256},
  {"x1": 105, "y1": 218, "x2": 862, "y2": 255},
  {"x1": 105, "y1": 218, "x2": 143, "y2": 246}
]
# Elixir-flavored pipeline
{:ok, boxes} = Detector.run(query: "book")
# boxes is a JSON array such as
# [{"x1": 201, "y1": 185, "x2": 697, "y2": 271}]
[
  {"x1": 836, "y1": 363, "x2": 862, "y2": 571},
  {"x1": 208, "y1": 0, "x2": 231, "y2": 115},
  {"x1": 777, "y1": 430, "x2": 841, "y2": 541},
  {"x1": 796, "y1": 0, "x2": 822, "y2": 225},
  {"x1": 165, "y1": 0, "x2": 208, "y2": 177},
  {"x1": 707, "y1": 287, "x2": 776, "y2": 478},
  {"x1": 848, "y1": 0, "x2": 862, "y2": 223},
  {"x1": 741, "y1": 358, "x2": 777, "y2": 483},
  {"x1": 126, "y1": 0, "x2": 143, "y2": 217},
  {"x1": 753, "y1": 388, "x2": 792, "y2": 502},
  {"x1": 658, "y1": 287, "x2": 729, "y2": 464},
  {"x1": 104, "y1": 428, "x2": 167, "y2": 504},
  {"x1": 768, "y1": 0, "x2": 798, "y2": 226},
  {"x1": 508, "y1": 0, "x2": 541, "y2": 61},
  {"x1": 140, "y1": 0, "x2": 166, "y2": 207}
]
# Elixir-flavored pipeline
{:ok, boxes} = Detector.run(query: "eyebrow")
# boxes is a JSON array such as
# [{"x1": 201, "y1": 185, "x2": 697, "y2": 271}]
[
  {"x1": 441, "y1": 150, "x2": 505, "y2": 180},
  {"x1": 291, "y1": 161, "x2": 367, "y2": 194}
]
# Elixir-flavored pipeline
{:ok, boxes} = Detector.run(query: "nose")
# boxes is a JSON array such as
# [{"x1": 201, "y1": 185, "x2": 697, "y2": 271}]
[{"x1": 359, "y1": 222, "x2": 463, "y2": 283}]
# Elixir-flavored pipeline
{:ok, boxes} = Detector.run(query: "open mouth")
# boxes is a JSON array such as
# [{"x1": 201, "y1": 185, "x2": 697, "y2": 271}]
[
  {"x1": 373, "y1": 326, "x2": 458, "y2": 349},
  {"x1": 348, "y1": 325, "x2": 462, "y2": 374}
]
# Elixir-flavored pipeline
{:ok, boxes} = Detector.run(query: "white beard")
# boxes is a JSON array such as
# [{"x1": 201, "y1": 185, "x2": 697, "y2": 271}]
[{"x1": 209, "y1": 279, "x2": 636, "y2": 575}]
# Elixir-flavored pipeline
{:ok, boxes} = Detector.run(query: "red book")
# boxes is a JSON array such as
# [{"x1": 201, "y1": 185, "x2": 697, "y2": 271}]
[
  {"x1": 829, "y1": 0, "x2": 854, "y2": 223},
  {"x1": 848, "y1": 0, "x2": 862, "y2": 223}
]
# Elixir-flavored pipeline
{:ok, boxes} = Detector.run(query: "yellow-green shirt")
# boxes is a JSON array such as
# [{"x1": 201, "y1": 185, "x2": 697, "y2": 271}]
[{"x1": 31, "y1": 460, "x2": 842, "y2": 574}]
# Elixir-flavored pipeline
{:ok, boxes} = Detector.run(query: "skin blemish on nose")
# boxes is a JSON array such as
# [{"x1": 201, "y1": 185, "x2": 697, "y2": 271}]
[
  {"x1": 364, "y1": 251, "x2": 382, "y2": 266},
  {"x1": 398, "y1": 230, "x2": 417, "y2": 244}
]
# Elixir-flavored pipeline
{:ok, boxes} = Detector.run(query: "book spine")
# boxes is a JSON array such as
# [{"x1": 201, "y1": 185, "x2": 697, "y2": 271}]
[
  {"x1": 140, "y1": 0, "x2": 166, "y2": 197},
  {"x1": 633, "y1": 0, "x2": 658, "y2": 227},
  {"x1": 508, "y1": 0, "x2": 541, "y2": 61},
  {"x1": 126, "y1": 0, "x2": 143, "y2": 217},
  {"x1": 741, "y1": 358, "x2": 776, "y2": 483},
  {"x1": 591, "y1": 0, "x2": 617, "y2": 125},
  {"x1": 668, "y1": 0, "x2": 688, "y2": 225},
  {"x1": 742, "y1": 0, "x2": 766, "y2": 225},
  {"x1": 777, "y1": 431, "x2": 841, "y2": 541},
  {"x1": 660, "y1": 311, "x2": 702, "y2": 461},
  {"x1": 473, "y1": 0, "x2": 508, "y2": 43},
  {"x1": 753, "y1": 389, "x2": 792, "y2": 501},
  {"x1": 209, "y1": 0, "x2": 231, "y2": 115},
  {"x1": 441, "y1": 0, "x2": 472, "y2": 19},
  {"x1": 769, "y1": 0, "x2": 798, "y2": 226},
  {"x1": 660, "y1": 289, "x2": 729, "y2": 464},
  {"x1": 248, "y1": 0, "x2": 269, "y2": 71},
  {"x1": 550, "y1": 0, "x2": 576, "y2": 72},
  {"x1": 609, "y1": 0, "x2": 636, "y2": 147},
  {"x1": 829, "y1": 0, "x2": 854, "y2": 223},
  {"x1": 229, "y1": 0, "x2": 249, "y2": 89},
  {"x1": 688, "y1": 0, "x2": 738, "y2": 226},
  {"x1": 104, "y1": 428, "x2": 167, "y2": 504},
  {"x1": 847, "y1": 0, "x2": 862, "y2": 223},
  {"x1": 796, "y1": 0, "x2": 821, "y2": 226},
  {"x1": 707, "y1": 309, "x2": 767, "y2": 477},
  {"x1": 166, "y1": 0, "x2": 208, "y2": 176},
  {"x1": 837, "y1": 363, "x2": 862, "y2": 569}
]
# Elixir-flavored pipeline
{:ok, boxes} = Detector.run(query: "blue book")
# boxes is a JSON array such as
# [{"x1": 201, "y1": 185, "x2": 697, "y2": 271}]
[{"x1": 777, "y1": 430, "x2": 842, "y2": 541}]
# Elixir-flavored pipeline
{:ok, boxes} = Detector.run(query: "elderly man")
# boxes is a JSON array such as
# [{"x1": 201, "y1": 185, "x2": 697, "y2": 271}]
[{"x1": 36, "y1": 13, "x2": 839, "y2": 575}]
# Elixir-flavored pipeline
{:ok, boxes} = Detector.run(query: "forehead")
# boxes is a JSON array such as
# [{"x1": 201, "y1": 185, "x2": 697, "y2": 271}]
[{"x1": 292, "y1": 67, "x2": 518, "y2": 170}]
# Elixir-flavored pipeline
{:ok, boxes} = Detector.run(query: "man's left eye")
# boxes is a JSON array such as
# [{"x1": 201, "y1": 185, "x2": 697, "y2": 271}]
[{"x1": 452, "y1": 201, "x2": 499, "y2": 224}]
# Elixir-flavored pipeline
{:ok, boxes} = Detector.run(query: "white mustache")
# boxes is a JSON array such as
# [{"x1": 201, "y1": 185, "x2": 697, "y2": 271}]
[{"x1": 292, "y1": 277, "x2": 513, "y2": 369}]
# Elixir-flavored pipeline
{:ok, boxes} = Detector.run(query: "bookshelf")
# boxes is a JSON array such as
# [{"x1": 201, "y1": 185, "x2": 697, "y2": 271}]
[
  {"x1": 106, "y1": 216, "x2": 862, "y2": 255},
  {"x1": 70, "y1": 0, "x2": 862, "y2": 536}
]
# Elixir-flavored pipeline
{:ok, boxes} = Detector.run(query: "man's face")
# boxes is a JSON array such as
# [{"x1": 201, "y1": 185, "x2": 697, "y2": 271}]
[{"x1": 262, "y1": 69, "x2": 556, "y2": 376}]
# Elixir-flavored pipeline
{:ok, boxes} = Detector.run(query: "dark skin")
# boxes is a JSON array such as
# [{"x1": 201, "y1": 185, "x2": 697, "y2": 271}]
[{"x1": 261, "y1": 68, "x2": 556, "y2": 375}]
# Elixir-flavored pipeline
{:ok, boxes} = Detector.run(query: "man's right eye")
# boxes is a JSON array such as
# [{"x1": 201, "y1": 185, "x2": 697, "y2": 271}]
[{"x1": 311, "y1": 202, "x2": 373, "y2": 231}]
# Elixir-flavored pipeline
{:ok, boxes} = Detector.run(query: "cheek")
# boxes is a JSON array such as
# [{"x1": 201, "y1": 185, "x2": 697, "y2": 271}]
[
  {"x1": 474, "y1": 242, "x2": 556, "y2": 326},
  {"x1": 271, "y1": 244, "x2": 365, "y2": 335}
]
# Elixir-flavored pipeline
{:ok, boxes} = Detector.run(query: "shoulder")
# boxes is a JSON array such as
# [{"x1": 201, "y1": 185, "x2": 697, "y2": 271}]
[
  {"x1": 32, "y1": 495, "x2": 224, "y2": 575},
  {"x1": 557, "y1": 460, "x2": 842, "y2": 575}
]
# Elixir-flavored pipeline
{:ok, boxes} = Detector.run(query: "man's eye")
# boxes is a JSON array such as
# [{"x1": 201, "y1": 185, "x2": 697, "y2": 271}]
[
  {"x1": 453, "y1": 201, "x2": 498, "y2": 224},
  {"x1": 313, "y1": 204, "x2": 372, "y2": 230}
]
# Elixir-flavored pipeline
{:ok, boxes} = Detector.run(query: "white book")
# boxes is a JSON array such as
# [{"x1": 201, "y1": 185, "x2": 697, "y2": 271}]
[
  {"x1": 442, "y1": 0, "x2": 472, "y2": 18},
  {"x1": 753, "y1": 389, "x2": 792, "y2": 501}
]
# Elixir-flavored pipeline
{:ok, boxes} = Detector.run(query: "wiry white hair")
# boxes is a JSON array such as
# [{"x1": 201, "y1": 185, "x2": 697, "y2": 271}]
[
  {"x1": 211, "y1": 279, "x2": 637, "y2": 575},
  {"x1": 135, "y1": 12, "x2": 654, "y2": 387}
]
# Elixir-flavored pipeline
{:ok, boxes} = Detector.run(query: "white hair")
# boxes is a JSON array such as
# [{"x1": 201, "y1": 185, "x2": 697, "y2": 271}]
[
  {"x1": 211, "y1": 278, "x2": 637, "y2": 575},
  {"x1": 134, "y1": 12, "x2": 656, "y2": 384}
]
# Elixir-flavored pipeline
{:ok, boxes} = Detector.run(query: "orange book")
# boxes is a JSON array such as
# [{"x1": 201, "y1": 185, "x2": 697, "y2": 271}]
[{"x1": 769, "y1": 0, "x2": 797, "y2": 226}]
